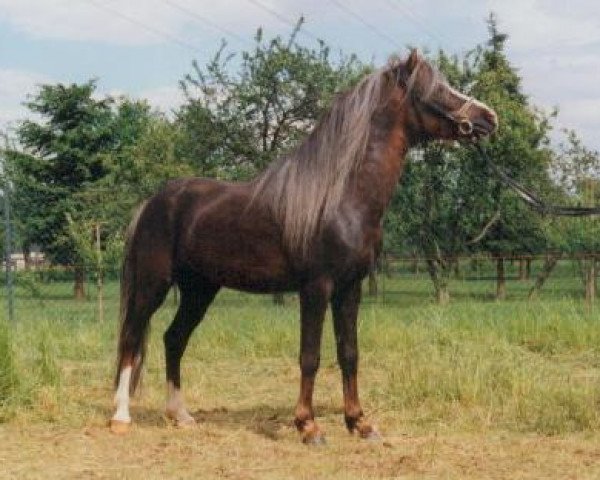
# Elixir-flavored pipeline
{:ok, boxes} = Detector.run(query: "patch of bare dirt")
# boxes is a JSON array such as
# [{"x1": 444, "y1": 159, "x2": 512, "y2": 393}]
[{"x1": 2, "y1": 416, "x2": 600, "y2": 479}]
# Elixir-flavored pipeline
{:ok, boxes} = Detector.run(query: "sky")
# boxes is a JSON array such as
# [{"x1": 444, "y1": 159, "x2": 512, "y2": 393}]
[{"x1": 0, "y1": 0, "x2": 599, "y2": 149}]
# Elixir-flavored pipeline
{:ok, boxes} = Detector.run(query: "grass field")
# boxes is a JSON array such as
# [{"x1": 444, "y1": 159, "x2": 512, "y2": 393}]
[{"x1": 1, "y1": 260, "x2": 600, "y2": 478}]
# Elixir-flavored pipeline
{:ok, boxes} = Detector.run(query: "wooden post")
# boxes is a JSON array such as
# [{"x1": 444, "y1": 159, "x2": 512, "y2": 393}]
[
  {"x1": 518, "y1": 258, "x2": 526, "y2": 281},
  {"x1": 2, "y1": 172, "x2": 15, "y2": 323},
  {"x1": 95, "y1": 223, "x2": 104, "y2": 323},
  {"x1": 585, "y1": 257, "x2": 596, "y2": 308},
  {"x1": 496, "y1": 257, "x2": 506, "y2": 300},
  {"x1": 74, "y1": 266, "x2": 86, "y2": 300}
]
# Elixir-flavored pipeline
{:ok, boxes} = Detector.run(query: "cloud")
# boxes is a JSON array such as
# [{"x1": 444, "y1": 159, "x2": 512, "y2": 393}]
[
  {"x1": 487, "y1": 0, "x2": 600, "y2": 51},
  {"x1": 547, "y1": 98, "x2": 600, "y2": 151},
  {"x1": 0, "y1": 0, "x2": 301, "y2": 47},
  {"x1": 136, "y1": 85, "x2": 185, "y2": 115},
  {"x1": 0, "y1": 69, "x2": 186, "y2": 136},
  {"x1": 0, "y1": 0, "x2": 189, "y2": 46},
  {"x1": 0, "y1": 68, "x2": 53, "y2": 133}
]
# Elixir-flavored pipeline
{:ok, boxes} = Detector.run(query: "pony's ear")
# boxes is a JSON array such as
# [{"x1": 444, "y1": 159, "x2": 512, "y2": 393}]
[{"x1": 406, "y1": 48, "x2": 421, "y2": 74}]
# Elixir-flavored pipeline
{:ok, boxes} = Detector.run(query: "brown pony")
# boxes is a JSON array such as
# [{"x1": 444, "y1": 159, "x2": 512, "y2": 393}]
[{"x1": 110, "y1": 50, "x2": 497, "y2": 443}]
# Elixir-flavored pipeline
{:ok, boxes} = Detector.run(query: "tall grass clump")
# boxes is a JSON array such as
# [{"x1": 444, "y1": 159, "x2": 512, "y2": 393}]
[
  {"x1": 33, "y1": 323, "x2": 61, "y2": 387},
  {"x1": 0, "y1": 320, "x2": 65, "y2": 421},
  {"x1": 361, "y1": 302, "x2": 600, "y2": 434},
  {"x1": 0, "y1": 321, "x2": 18, "y2": 419}
]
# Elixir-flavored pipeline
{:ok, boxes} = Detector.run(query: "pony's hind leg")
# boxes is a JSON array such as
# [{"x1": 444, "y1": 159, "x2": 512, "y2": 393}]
[
  {"x1": 164, "y1": 280, "x2": 219, "y2": 426},
  {"x1": 111, "y1": 277, "x2": 171, "y2": 434}
]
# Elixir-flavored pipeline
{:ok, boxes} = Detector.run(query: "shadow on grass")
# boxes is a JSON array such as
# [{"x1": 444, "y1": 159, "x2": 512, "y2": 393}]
[
  {"x1": 91, "y1": 401, "x2": 342, "y2": 441},
  {"x1": 192, "y1": 403, "x2": 342, "y2": 441}
]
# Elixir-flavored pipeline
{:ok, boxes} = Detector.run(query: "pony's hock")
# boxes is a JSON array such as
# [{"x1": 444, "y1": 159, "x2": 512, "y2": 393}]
[{"x1": 110, "y1": 49, "x2": 497, "y2": 442}]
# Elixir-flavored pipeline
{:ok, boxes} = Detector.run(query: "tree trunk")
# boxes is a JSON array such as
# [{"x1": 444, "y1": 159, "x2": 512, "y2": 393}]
[
  {"x1": 74, "y1": 266, "x2": 86, "y2": 300},
  {"x1": 525, "y1": 258, "x2": 531, "y2": 279},
  {"x1": 411, "y1": 254, "x2": 419, "y2": 275},
  {"x1": 528, "y1": 255, "x2": 559, "y2": 299},
  {"x1": 453, "y1": 258, "x2": 461, "y2": 279},
  {"x1": 496, "y1": 257, "x2": 506, "y2": 300},
  {"x1": 436, "y1": 285, "x2": 450, "y2": 305},
  {"x1": 518, "y1": 258, "x2": 526, "y2": 281},
  {"x1": 22, "y1": 244, "x2": 31, "y2": 271},
  {"x1": 97, "y1": 269, "x2": 104, "y2": 323},
  {"x1": 426, "y1": 258, "x2": 450, "y2": 305}
]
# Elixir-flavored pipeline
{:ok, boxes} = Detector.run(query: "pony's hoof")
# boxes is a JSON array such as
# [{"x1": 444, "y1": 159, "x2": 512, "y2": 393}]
[
  {"x1": 298, "y1": 419, "x2": 326, "y2": 445},
  {"x1": 361, "y1": 428, "x2": 383, "y2": 442},
  {"x1": 175, "y1": 417, "x2": 196, "y2": 428},
  {"x1": 352, "y1": 417, "x2": 381, "y2": 441},
  {"x1": 109, "y1": 419, "x2": 131, "y2": 435},
  {"x1": 166, "y1": 409, "x2": 196, "y2": 428},
  {"x1": 302, "y1": 431, "x2": 326, "y2": 446}
]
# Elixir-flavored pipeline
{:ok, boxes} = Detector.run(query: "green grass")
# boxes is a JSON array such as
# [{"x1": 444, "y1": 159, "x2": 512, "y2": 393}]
[{"x1": 1, "y1": 260, "x2": 600, "y2": 435}]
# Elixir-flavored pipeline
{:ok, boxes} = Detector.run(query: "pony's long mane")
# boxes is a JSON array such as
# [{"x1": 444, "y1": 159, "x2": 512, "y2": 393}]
[{"x1": 252, "y1": 55, "x2": 444, "y2": 255}]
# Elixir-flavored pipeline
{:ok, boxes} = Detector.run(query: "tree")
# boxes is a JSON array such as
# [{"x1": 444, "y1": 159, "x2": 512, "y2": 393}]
[
  {"x1": 542, "y1": 131, "x2": 600, "y2": 304},
  {"x1": 177, "y1": 19, "x2": 366, "y2": 180},
  {"x1": 8, "y1": 81, "x2": 117, "y2": 298}
]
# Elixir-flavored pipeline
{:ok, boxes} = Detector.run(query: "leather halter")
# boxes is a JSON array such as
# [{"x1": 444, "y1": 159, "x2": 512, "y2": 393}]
[
  {"x1": 395, "y1": 62, "x2": 475, "y2": 137},
  {"x1": 417, "y1": 93, "x2": 476, "y2": 137}
]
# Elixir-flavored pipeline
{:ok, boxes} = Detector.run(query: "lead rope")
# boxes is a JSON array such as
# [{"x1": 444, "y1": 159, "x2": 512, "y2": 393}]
[{"x1": 475, "y1": 144, "x2": 600, "y2": 216}]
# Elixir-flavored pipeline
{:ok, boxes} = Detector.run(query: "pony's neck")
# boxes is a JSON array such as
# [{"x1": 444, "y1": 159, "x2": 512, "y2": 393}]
[{"x1": 354, "y1": 109, "x2": 410, "y2": 221}]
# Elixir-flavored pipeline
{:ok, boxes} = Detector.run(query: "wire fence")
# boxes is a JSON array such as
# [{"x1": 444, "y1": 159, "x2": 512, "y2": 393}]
[{"x1": 1, "y1": 253, "x2": 599, "y2": 323}]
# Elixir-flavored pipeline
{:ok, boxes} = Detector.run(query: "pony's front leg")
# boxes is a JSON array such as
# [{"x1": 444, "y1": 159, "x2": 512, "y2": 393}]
[
  {"x1": 332, "y1": 280, "x2": 380, "y2": 440},
  {"x1": 294, "y1": 278, "x2": 332, "y2": 444}
]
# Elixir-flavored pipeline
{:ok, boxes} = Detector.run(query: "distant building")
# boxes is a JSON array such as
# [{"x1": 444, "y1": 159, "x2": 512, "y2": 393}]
[{"x1": 3, "y1": 251, "x2": 46, "y2": 270}]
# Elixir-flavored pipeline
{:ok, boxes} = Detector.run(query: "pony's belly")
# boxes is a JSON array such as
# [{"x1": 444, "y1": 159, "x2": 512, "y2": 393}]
[
  {"x1": 221, "y1": 276, "x2": 298, "y2": 293},
  {"x1": 181, "y1": 237, "x2": 298, "y2": 293},
  {"x1": 199, "y1": 263, "x2": 298, "y2": 293}
]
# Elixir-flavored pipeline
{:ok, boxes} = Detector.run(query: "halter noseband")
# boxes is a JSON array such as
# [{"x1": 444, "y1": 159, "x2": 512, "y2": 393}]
[
  {"x1": 417, "y1": 94, "x2": 476, "y2": 137},
  {"x1": 452, "y1": 97, "x2": 476, "y2": 136}
]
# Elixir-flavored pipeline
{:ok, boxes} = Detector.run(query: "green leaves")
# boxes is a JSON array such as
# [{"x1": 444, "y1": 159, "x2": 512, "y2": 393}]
[
  {"x1": 8, "y1": 82, "x2": 116, "y2": 264},
  {"x1": 177, "y1": 21, "x2": 366, "y2": 179}
]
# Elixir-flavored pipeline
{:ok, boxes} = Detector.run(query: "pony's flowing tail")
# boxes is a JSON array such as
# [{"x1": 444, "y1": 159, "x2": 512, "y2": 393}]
[{"x1": 114, "y1": 201, "x2": 149, "y2": 395}]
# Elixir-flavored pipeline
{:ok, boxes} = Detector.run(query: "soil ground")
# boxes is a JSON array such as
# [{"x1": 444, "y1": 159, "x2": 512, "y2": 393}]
[{"x1": 2, "y1": 407, "x2": 600, "y2": 479}]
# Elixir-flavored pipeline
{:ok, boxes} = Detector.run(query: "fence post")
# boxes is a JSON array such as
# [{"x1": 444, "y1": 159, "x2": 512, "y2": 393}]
[
  {"x1": 95, "y1": 223, "x2": 104, "y2": 323},
  {"x1": 2, "y1": 168, "x2": 15, "y2": 323}
]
